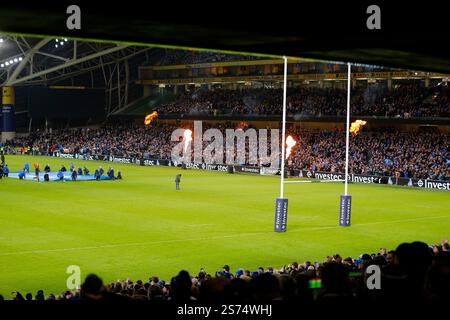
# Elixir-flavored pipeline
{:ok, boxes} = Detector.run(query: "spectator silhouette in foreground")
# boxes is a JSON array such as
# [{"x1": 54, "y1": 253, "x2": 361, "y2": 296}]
[
  {"x1": 35, "y1": 290, "x2": 45, "y2": 300},
  {"x1": 170, "y1": 270, "x2": 195, "y2": 302},
  {"x1": 425, "y1": 251, "x2": 450, "y2": 303},
  {"x1": 80, "y1": 274, "x2": 105, "y2": 300},
  {"x1": 250, "y1": 273, "x2": 281, "y2": 301},
  {"x1": 316, "y1": 262, "x2": 352, "y2": 304}
]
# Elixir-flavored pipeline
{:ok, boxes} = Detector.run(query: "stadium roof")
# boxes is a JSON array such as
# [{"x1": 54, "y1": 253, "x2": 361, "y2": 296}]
[
  {"x1": 0, "y1": 2, "x2": 449, "y2": 74},
  {"x1": 0, "y1": 35, "x2": 150, "y2": 87}
]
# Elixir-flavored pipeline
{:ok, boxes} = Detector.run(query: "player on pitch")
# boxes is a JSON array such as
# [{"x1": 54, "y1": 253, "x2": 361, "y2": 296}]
[
  {"x1": 175, "y1": 174, "x2": 182, "y2": 190},
  {"x1": 34, "y1": 163, "x2": 40, "y2": 182}
]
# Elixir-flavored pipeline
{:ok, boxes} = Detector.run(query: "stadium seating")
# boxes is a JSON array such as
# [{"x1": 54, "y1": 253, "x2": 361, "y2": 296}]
[
  {"x1": 6, "y1": 124, "x2": 449, "y2": 181},
  {"x1": 153, "y1": 85, "x2": 449, "y2": 118}
]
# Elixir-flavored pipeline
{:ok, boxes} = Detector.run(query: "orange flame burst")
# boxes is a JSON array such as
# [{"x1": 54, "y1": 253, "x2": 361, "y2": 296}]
[
  {"x1": 236, "y1": 121, "x2": 249, "y2": 130},
  {"x1": 285, "y1": 135, "x2": 297, "y2": 159},
  {"x1": 144, "y1": 111, "x2": 158, "y2": 126},
  {"x1": 349, "y1": 120, "x2": 367, "y2": 136},
  {"x1": 183, "y1": 129, "x2": 193, "y2": 153}
]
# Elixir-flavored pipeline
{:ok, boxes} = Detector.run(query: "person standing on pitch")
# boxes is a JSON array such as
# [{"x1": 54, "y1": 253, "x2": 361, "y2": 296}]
[
  {"x1": 71, "y1": 169, "x2": 78, "y2": 181},
  {"x1": 94, "y1": 169, "x2": 100, "y2": 181},
  {"x1": 34, "y1": 163, "x2": 40, "y2": 182},
  {"x1": 175, "y1": 174, "x2": 182, "y2": 190},
  {"x1": 3, "y1": 164, "x2": 9, "y2": 177}
]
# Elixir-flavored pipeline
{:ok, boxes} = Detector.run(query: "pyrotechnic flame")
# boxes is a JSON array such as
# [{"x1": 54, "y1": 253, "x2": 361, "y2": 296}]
[
  {"x1": 236, "y1": 121, "x2": 249, "y2": 130},
  {"x1": 183, "y1": 129, "x2": 193, "y2": 153},
  {"x1": 349, "y1": 120, "x2": 367, "y2": 136},
  {"x1": 144, "y1": 111, "x2": 158, "y2": 125},
  {"x1": 285, "y1": 135, "x2": 297, "y2": 159}
]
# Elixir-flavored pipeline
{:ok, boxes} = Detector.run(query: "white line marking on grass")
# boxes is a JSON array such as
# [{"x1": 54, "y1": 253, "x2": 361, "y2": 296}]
[
  {"x1": 0, "y1": 233, "x2": 262, "y2": 257},
  {"x1": 1, "y1": 215, "x2": 449, "y2": 256},
  {"x1": 186, "y1": 224, "x2": 215, "y2": 227}
]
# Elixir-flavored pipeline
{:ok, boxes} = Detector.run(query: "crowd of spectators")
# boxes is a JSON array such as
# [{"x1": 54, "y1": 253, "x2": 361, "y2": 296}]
[
  {"x1": 3, "y1": 239, "x2": 449, "y2": 304},
  {"x1": 155, "y1": 84, "x2": 449, "y2": 118},
  {"x1": 7, "y1": 124, "x2": 178, "y2": 160},
  {"x1": 287, "y1": 129, "x2": 449, "y2": 180},
  {"x1": 7, "y1": 122, "x2": 449, "y2": 181}
]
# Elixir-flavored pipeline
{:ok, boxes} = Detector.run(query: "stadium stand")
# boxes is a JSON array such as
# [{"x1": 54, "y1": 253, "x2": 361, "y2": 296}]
[
  {"x1": 6, "y1": 123, "x2": 449, "y2": 181},
  {"x1": 154, "y1": 49, "x2": 266, "y2": 66},
  {"x1": 152, "y1": 85, "x2": 449, "y2": 118}
]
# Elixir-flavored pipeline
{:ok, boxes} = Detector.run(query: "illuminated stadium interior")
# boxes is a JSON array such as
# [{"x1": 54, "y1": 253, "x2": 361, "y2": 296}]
[{"x1": 0, "y1": 19, "x2": 449, "y2": 307}]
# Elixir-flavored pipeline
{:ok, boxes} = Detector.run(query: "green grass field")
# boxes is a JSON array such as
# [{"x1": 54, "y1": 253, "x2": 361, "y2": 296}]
[{"x1": 1, "y1": 155, "x2": 449, "y2": 296}]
